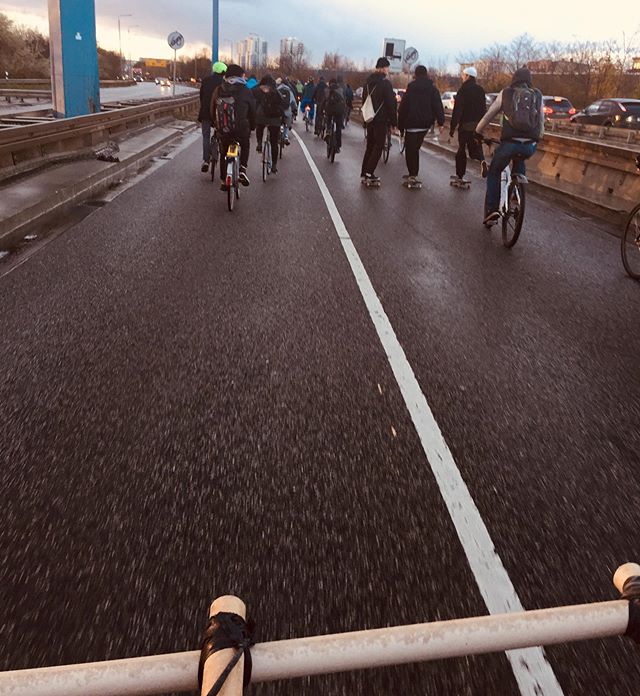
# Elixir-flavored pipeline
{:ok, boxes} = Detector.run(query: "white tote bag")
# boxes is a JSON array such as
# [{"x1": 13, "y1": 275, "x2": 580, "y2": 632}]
[{"x1": 361, "y1": 86, "x2": 378, "y2": 123}]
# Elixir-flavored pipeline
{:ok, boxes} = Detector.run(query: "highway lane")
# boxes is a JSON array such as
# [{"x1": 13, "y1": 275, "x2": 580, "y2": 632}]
[{"x1": 0, "y1": 120, "x2": 639, "y2": 695}]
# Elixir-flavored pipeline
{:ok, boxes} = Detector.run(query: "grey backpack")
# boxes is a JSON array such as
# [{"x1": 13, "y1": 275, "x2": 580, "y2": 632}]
[{"x1": 505, "y1": 87, "x2": 540, "y2": 132}]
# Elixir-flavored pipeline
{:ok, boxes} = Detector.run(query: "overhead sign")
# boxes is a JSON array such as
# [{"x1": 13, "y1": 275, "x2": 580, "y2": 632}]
[
  {"x1": 404, "y1": 47, "x2": 419, "y2": 66},
  {"x1": 382, "y1": 38, "x2": 406, "y2": 74},
  {"x1": 167, "y1": 31, "x2": 185, "y2": 50},
  {"x1": 144, "y1": 58, "x2": 169, "y2": 68}
]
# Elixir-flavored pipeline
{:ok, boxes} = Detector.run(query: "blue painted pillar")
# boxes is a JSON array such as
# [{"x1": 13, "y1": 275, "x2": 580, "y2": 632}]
[
  {"x1": 48, "y1": 0, "x2": 100, "y2": 117},
  {"x1": 212, "y1": 0, "x2": 219, "y2": 66}
]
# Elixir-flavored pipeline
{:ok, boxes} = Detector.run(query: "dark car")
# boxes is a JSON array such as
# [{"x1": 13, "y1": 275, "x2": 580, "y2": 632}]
[
  {"x1": 543, "y1": 95, "x2": 576, "y2": 120},
  {"x1": 570, "y1": 98, "x2": 640, "y2": 129}
]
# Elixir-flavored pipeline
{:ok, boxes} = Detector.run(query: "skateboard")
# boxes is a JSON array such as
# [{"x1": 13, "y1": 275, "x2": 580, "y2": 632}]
[
  {"x1": 362, "y1": 179, "x2": 381, "y2": 188},
  {"x1": 450, "y1": 176, "x2": 470, "y2": 189},
  {"x1": 403, "y1": 179, "x2": 422, "y2": 189}
]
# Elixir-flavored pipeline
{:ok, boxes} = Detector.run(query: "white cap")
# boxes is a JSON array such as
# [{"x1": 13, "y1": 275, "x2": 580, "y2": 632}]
[{"x1": 463, "y1": 66, "x2": 477, "y2": 78}]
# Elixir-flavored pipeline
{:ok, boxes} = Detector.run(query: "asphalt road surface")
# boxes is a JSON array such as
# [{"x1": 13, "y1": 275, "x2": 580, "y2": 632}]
[{"x1": 1, "y1": 117, "x2": 639, "y2": 696}]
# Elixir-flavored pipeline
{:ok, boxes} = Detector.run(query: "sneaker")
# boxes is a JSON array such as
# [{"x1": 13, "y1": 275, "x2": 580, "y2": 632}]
[
  {"x1": 239, "y1": 169, "x2": 250, "y2": 187},
  {"x1": 450, "y1": 174, "x2": 460, "y2": 181},
  {"x1": 483, "y1": 210, "x2": 500, "y2": 226},
  {"x1": 481, "y1": 160, "x2": 488, "y2": 178},
  {"x1": 365, "y1": 173, "x2": 380, "y2": 184},
  {"x1": 271, "y1": 165, "x2": 278, "y2": 174},
  {"x1": 256, "y1": 144, "x2": 262, "y2": 153},
  {"x1": 284, "y1": 138, "x2": 291, "y2": 146},
  {"x1": 335, "y1": 147, "x2": 341, "y2": 154},
  {"x1": 220, "y1": 182, "x2": 229, "y2": 191},
  {"x1": 403, "y1": 174, "x2": 412, "y2": 180},
  {"x1": 201, "y1": 161, "x2": 209, "y2": 173}
]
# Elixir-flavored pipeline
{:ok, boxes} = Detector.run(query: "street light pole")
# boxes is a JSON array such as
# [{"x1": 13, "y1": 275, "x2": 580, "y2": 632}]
[
  {"x1": 117, "y1": 13, "x2": 132, "y2": 78},
  {"x1": 127, "y1": 25, "x2": 140, "y2": 76},
  {"x1": 212, "y1": 0, "x2": 219, "y2": 68}
]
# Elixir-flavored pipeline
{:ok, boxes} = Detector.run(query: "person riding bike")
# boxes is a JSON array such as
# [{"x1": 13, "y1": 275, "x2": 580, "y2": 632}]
[
  {"x1": 449, "y1": 66, "x2": 486, "y2": 186},
  {"x1": 324, "y1": 77, "x2": 346, "y2": 153},
  {"x1": 276, "y1": 77, "x2": 296, "y2": 145},
  {"x1": 360, "y1": 57, "x2": 397, "y2": 185},
  {"x1": 254, "y1": 75, "x2": 286, "y2": 174},
  {"x1": 211, "y1": 63, "x2": 256, "y2": 190},
  {"x1": 342, "y1": 77, "x2": 354, "y2": 125},
  {"x1": 313, "y1": 76, "x2": 329, "y2": 136},
  {"x1": 198, "y1": 61, "x2": 226, "y2": 173},
  {"x1": 475, "y1": 67, "x2": 543, "y2": 225},
  {"x1": 300, "y1": 78, "x2": 315, "y2": 123}
]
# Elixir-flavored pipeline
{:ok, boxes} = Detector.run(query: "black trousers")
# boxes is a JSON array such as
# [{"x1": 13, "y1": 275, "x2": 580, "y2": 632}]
[
  {"x1": 404, "y1": 131, "x2": 427, "y2": 177},
  {"x1": 455, "y1": 130, "x2": 484, "y2": 178},
  {"x1": 361, "y1": 121, "x2": 387, "y2": 176},
  {"x1": 256, "y1": 124, "x2": 280, "y2": 166},
  {"x1": 218, "y1": 134, "x2": 249, "y2": 181}
]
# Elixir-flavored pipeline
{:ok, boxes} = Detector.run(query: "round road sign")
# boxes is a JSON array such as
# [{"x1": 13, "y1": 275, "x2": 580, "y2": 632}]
[
  {"x1": 404, "y1": 47, "x2": 419, "y2": 65},
  {"x1": 167, "y1": 31, "x2": 185, "y2": 50}
]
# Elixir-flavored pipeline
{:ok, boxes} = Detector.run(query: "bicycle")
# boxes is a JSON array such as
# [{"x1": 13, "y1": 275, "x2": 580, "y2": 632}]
[
  {"x1": 382, "y1": 125, "x2": 392, "y2": 164},
  {"x1": 303, "y1": 105, "x2": 311, "y2": 132},
  {"x1": 262, "y1": 129, "x2": 272, "y2": 182},
  {"x1": 621, "y1": 154, "x2": 640, "y2": 280},
  {"x1": 325, "y1": 116, "x2": 337, "y2": 163},
  {"x1": 315, "y1": 109, "x2": 326, "y2": 140},
  {"x1": 224, "y1": 140, "x2": 240, "y2": 212},
  {"x1": 278, "y1": 121, "x2": 286, "y2": 161},
  {"x1": 481, "y1": 137, "x2": 528, "y2": 248}
]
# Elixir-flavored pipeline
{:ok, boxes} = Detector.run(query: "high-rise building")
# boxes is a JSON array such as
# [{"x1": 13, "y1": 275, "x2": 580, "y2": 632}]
[
  {"x1": 280, "y1": 37, "x2": 304, "y2": 57},
  {"x1": 236, "y1": 34, "x2": 268, "y2": 71}
]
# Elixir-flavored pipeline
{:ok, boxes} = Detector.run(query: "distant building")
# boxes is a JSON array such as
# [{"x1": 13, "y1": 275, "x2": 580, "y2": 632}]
[
  {"x1": 631, "y1": 56, "x2": 640, "y2": 74},
  {"x1": 236, "y1": 35, "x2": 268, "y2": 71},
  {"x1": 280, "y1": 37, "x2": 304, "y2": 57},
  {"x1": 527, "y1": 59, "x2": 590, "y2": 75}
]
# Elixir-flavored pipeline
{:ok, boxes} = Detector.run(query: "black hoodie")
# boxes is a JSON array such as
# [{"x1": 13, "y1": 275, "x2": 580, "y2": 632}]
[
  {"x1": 210, "y1": 79, "x2": 256, "y2": 136},
  {"x1": 362, "y1": 72, "x2": 397, "y2": 127},
  {"x1": 398, "y1": 75, "x2": 444, "y2": 131},
  {"x1": 450, "y1": 77, "x2": 486, "y2": 133}
]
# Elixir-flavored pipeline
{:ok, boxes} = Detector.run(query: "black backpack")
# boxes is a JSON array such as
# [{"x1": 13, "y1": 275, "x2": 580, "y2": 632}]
[
  {"x1": 215, "y1": 95, "x2": 236, "y2": 134},
  {"x1": 262, "y1": 88, "x2": 284, "y2": 118},
  {"x1": 326, "y1": 86, "x2": 346, "y2": 115},
  {"x1": 504, "y1": 87, "x2": 540, "y2": 133},
  {"x1": 277, "y1": 85, "x2": 292, "y2": 111}
]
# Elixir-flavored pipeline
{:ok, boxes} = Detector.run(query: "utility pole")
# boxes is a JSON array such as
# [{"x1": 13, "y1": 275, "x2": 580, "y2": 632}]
[
  {"x1": 117, "y1": 13, "x2": 132, "y2": 78},
  {"x1": 212, "y1": 0, "x2": 219, "y2": 68}
]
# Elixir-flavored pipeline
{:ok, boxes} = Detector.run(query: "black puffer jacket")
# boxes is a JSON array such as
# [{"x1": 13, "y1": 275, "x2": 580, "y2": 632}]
[
  {"x1": 450, "y1": 77, "x2": 486, "y2": 133},
  {"x1": 199, "y1": 73, "x2": 224, "y2": 121},
  {"x1": 210, "y1": 79, "x2": 256, "y2": 136},
  {"x1": 362, "y1": 72, "x2": 397, "y2": 127},
  {"x1": 397, "y1": 76, "x2": 444, "y2": 131}
]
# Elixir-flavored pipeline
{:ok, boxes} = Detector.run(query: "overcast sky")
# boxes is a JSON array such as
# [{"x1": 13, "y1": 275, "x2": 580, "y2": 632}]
[{"x1": 3, "y1": 0, "x2": 640, "y2": 69}]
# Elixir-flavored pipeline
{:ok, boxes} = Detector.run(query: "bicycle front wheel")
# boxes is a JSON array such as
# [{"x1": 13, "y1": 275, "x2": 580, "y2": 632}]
[
  {"x1": 262, "y1": 141, "x2": 270, "y2": 182},
  {"x1": 502, "y1": 181, "x2": 526, "y2": 248},
  {"x1": 622, "y1": 203, "x2": 640, "y2": 280},
  {"x1": 383, "y1": 131, "x2": 391, "y2": 163}
]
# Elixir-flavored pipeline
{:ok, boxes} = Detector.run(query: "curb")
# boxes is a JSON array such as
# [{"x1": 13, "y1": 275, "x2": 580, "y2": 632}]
[{"x1": 0, "y1": 122, "x2": 196, "y2": 249}]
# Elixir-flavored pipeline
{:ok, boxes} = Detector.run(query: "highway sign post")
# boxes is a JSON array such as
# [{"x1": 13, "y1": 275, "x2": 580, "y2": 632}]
[
  {"x1": 167, "y1": 31, "x2": 185, "y2": 96},
  {"x1": 382, "y1": 38, "x2": 406, "y2": 74}
]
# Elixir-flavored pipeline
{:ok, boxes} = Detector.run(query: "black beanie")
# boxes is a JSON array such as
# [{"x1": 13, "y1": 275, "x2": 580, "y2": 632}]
[
  {"x1": 512, "y1": 67, "x2": 532, "y2": 86},
  {"x1": 225, "y1": 64, "x2": 244, "y2": 78},
  {"x1": 376, "y1": 57, "x2": 390, "y2": 69}
]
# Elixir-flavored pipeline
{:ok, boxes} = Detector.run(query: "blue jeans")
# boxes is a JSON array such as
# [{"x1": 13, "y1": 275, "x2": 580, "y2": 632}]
[
  {"x1": 201, "y1": 120, "x2": 212, "y2": 162},
  {"x1": 485, "y1": 140, "x2": 537, "y2": 214}
]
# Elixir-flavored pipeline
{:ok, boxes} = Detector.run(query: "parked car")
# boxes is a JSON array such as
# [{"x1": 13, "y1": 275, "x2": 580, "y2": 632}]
[
  {"x1": 485, "y1": 92, "x2": 498, "y2": 107},
  {"x1": 393, "y1": 88, "x2": 405, "y2": 104},
  {"x1": 157, "y1": 77, "x2": 172, "y2": 87},
  {"x1": 570, "y1": 98, "x2": 640, "y2": 129},
  {"x1": 441, "y1": 91, "x2": 456, "y2": 112},
  {"x1": 542, "y1": 96, "x2": 576, "y2": 120}
]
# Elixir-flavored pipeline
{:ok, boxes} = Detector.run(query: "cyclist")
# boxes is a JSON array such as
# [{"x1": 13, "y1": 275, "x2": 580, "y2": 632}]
[
  {"x1": 313, "y1": 76, "x2": 329, "y2": 136},
  {"x1": 324, "y1": 77, "x2": 346, "y2": 153},
  {"x1": 254, "y1": 75, "x2": 286, "y2": 174},
  {"x1": 449, "y1": 66, "x2": 486, "y2": 186},
  {"x1": 342, "y1": 77, "x2": 354, "y2": 126},
  {"x1": 211, "y1": 64, "x2": 256, "y2": 190},
  {"x1": 475, "y1": 66, "x2": 543, "y2": 225},
  {"x1": 198, "y1": 60, "x2": 226, "y2": 173},
  {"x1": 397, "y1": 64, "x2": 444, "y2": 187},
  {"x1": 300, "y1": 78, "x2": 315, "y2": 123},
  {"x1": 276, "y1": 77, "x2": 296, "y2": 145},
  {"x1": 361, "y1": 57, "x2": 397, "y2": 185}
]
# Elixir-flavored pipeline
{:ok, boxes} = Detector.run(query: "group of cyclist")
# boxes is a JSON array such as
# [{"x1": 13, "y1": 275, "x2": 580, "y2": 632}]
[{"x1": 198, "y1": 57, "x2": 544, "y2": 225}]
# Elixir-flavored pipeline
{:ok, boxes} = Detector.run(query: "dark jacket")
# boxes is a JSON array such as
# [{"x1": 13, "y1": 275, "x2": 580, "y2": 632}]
[
  {"x1": 397, "y1": 75, "x2": 443, "y2": 131},
  {"x1": 313, "y1": 79, "x2": 328, "y2": 106},
  {"x1": 253, "y1": 78, "x2": 284, "y2": 126},
  {"x1": 362, "y1": 72, "x2": 397, "y2": 127},
  {"x1": 301, "y1": 81, "x2": 315, "y2": 101},
  {"x1": 210, "y1": 79, "x2": 256, "y2": 136},
  {"x1": 199, "y1": 73, "x2": 224, "y2": 121},
  {"x1": 325, "y1": 83, "x2": 346, "y2": 117},
  {"x1": 450, "y1": 77, "x2": 486, "y2": 133}
]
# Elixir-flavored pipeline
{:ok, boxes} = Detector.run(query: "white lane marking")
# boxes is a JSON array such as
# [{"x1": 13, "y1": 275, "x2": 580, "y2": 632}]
[{"x1": 292, "y1": 129, "x2": 564, "y2": 696}]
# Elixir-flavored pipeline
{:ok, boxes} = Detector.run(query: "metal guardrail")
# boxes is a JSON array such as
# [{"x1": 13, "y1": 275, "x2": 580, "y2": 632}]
[
  {"x1": 0, "y1": 93, "x2": 199, "y2": 176},
  {"x1": 0, "y1": 89, "x2": 51, "y2": 104}
]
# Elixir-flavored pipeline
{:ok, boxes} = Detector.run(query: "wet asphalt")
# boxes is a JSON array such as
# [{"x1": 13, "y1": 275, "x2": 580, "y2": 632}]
[{"x1": 0, "y1": 119, "x2": 639, "y2": 696}]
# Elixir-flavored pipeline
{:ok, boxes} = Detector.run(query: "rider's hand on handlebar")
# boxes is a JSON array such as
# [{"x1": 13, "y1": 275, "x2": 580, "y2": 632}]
[{"x1": 473, "y1": 131, "x2": 483, "y2": 143}]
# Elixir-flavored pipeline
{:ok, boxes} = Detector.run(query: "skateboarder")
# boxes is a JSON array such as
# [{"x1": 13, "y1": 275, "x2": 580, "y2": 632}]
[
  {"x1": 398, "y1": 64, "x2": 444, "y2": 188},
  {"x1": 449, "y1": 66, "x2": 487, "y2": 188}
]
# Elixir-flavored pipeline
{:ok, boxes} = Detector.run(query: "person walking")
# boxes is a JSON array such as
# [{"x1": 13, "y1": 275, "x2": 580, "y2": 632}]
[
  {"x1": 396, "y1": 65, "x2": 444, "y2": 187},
  {"x1": 449, "y1": 66, "x2": 487, "y2": 186},
  {"x1": 360, "y1": 57, "x2": 397, "y2": 185},
  {"x1": 198, "y1": 61, "x2": 226, "y2": 172}
]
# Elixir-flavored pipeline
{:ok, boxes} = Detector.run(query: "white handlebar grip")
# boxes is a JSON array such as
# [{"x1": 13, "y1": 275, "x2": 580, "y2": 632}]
[{"x1": 613, "y1": 563, "x2": 640, "y2": 594}]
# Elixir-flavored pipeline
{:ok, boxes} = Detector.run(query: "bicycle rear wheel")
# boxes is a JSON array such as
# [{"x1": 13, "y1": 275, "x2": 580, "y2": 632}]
[
  {"x1": 262, "y1": 139, "x2": 271, "y2": 182},
  {"x1": 383, "y1": 131, "x2": 391, "y2": 163},
  {"x1": 227, "y1": 174, "x2": 234, "y2": 211},
  {"x1": 502, "y1": 181, "x2": 525, "y2": 248},
  {"x1": 622, "y1": 203, "x2": 640, "y2": 280}
]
